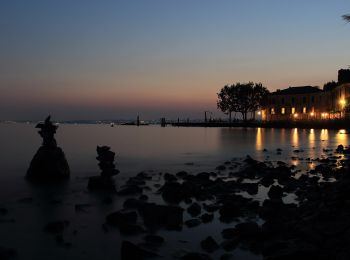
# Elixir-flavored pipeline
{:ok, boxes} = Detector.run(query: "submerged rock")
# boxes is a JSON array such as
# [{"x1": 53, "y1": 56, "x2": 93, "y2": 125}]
[
  {"x1": 200, "y1": 236, "x2": 219, "y2": 253},
  {"x1": 181, "y1": 252, "x2": 213, "y2": 260},
  {"x1": 106, "y1": 210, "x2": 137, "y2": 226},
  {"x1": 26, "y1": 116, "x2": 70, "y2": 181},
  {"x1": 121, "y1": 241, "x2": 157, "y2": 260},
  {"x1": 187, "y1": 202, "x2": 201, "y2": 217},
  {"x1": 44, "y1": 220, "x2": 69, "y2": 234},
  {"x1": 0, "y1": 246, "x2": 17, "y2": 259}
]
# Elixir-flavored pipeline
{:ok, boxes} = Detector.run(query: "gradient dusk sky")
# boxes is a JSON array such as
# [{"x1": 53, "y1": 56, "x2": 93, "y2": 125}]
[{"x1": 1, "y1": 0, "x2": 350, "y2": 120}]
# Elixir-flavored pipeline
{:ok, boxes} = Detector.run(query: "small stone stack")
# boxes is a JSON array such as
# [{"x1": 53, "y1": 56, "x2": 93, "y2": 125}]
[{"x1": 88, "y1": 146, "x2": 119, "y2": 190}]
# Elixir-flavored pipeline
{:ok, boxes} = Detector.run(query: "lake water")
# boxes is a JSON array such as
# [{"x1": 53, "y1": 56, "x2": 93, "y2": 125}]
[{"x1": 0, "y1": 123, "x2": 348, "y2": 259}]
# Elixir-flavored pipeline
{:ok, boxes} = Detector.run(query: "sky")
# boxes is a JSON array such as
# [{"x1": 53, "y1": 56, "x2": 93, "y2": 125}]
[{"x1": 1, "y1": 0, "x2": 350, "y2": 120}]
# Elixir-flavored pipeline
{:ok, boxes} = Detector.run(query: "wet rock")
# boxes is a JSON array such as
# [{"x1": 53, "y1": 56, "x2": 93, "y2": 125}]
[
  {"x1": 176, "y1": 171, "x2": 188, "y2": 178},
  {"x1": 216, "y1": 165, "x2": 226, "y2": 171},
  {"x1": 123, "y1": 198, "x2": 146, "y2": 209},
  {"x1": 220, "y1": 253, "x2": 234, "y2": 260},
  {"x1": 106, "y1": 210, "x2": 137, "y2": 226},
  {"x1": 222, "y1": 228, "x2": 236, "y2": 240},
  {"x1": 143, "y1": 235, "x2": 164, "y2": 246},
  {"x1": 139, "y1": 194, "x2": 149, "y2": 201},
  {"x1": 160, "y1": 182, "x2": 184, "y2": 203},
  {"x1": 234, "y1": 222, "x2": 261, "y2": 240},
  {"x1": 117, "y1": 185, "x2": 142, "y2": 196},
  {"x1": 200, "y1": 236, "x2": 219, "y2": 253},
  {"x1": 239, "y1": 182, "x2": 259, "y2": 195},
  {"x1": 27, "y1": 116, "x2": 70, "y2": 181},
  {"x1": 121, "y1": 241, "x2": 157, "y2": 260},
  {"x1": 164, "y1": 173, "x2": 177, "y2": 182},
  {"x1": 181, "y1": 252, "x2": 213, "y2": 260},
  {"x1": 267, "y1": 185, "x2": 284, "y2": 200},
  {"x1": 0, "y1": 246, "x2": 17, "y2": 259},
  {"x1": 0, "y1": 208, "x2": 8, "y2": 216},
  {"x1": 187, "y1": 202, "x2": 201, "y2": 217},
  {"x1": 74, "y1": 203, "x2": 92, "y2": 213},
  {"x1": 185, "y1": 219, "x2": 201, "y2": 228},
  {"x1": 138, "y1": 203, "x2": 183, "y2": 230},
  {"x1": 221, "y1": 238, "x2": 239, "y2": 251},
  {"x1": 260, "y1": 175, "x2": 275, "y2": 187},
  {"x1": 17, "y1": 197, "x2": 33, "y2": 204},
  {"x1": 219, "y1": 195, "x2": 252, "y2": 222},
  {"x1": 203, "y1": 203, "x2": 220, "y2": 213},
  {"x1": 44, "y1": 220, "x2": 69, "y2": 234},
  {"x1": 200, "y1": 213, "x2": 214, "y2": 223},
  {"x1": 336, "y1": 145, "x2": 344, "y2": 153},
  {"x1": 119, "y1": 224, "x2": 145, "y2": 235},
  {"x1": 184, "y1": 198, "x2": 193, "y2": 204}
]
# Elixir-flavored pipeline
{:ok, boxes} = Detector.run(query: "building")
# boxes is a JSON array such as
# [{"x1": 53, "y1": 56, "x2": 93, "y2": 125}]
[{"x1": 262, "y1": 69, "x2": 350, "y2": 121}]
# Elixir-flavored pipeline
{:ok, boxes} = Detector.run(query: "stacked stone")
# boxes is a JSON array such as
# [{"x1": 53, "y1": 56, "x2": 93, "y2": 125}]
[
  {"x1": 26, "y1": 116, "x2": 70, "y2": 182},
  {"x1": 88, "y1": 146, "x2": 119, "y2": 191},
  {"x1": 97, "y1": 146, "x2": 119, "y2": 178}
]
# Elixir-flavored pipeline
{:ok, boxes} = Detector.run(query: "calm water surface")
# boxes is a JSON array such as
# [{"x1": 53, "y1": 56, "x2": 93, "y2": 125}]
[{"x1": 0, "y1": 123, "x2": 348, "y2": 260}]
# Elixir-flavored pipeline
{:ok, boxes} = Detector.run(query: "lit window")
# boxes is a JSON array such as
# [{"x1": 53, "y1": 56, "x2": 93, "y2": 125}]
[
  {"x1": 281, "y1": 107, "x2": 285, "y2": 114},
  {"x1": 271, "y1": 108, "x2": 275, "y2": 115},
  {"x1": 303, "y1": 107, "x2": 307, "y2": 114},
  {"x1": 291, "y1": 107, "x2": 295, "y2": 114}
]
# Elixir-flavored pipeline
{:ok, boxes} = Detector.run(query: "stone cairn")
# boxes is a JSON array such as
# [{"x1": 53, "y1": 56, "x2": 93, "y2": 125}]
[
  {"x1": 27, "y1": 116, "x2": 70, "y2": 181},
  {"x1": 88, "y1": 146, "x2": 119, "y2": 190}
]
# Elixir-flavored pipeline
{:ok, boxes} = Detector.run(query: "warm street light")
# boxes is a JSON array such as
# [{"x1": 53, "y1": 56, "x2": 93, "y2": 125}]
[{"x1": 339, "y1": 99, "x2": 346, "y2": 108}]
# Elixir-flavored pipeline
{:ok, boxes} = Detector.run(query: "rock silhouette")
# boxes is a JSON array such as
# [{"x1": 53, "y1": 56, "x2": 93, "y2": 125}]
[
  {"x1": 26, "y1": 116, "x2": 70, "y2": 181},
  {"x1": 88, "y1": 146, "x2": 119, "y2": 190}
]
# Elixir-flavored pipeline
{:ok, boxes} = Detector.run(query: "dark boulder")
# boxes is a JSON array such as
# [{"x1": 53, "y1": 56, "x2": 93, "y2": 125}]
[
  {"x1": 221, "y1": 228, "x2": 236, "y2": 240},
  {"x1": 121, "y1": 241, "x2": 157, "y2": 260},
  {"x1": 138, "y1": 203, "x2": 183, "y2": 230},
  {"x1": 200, "y1": 213, "x2": 214, "y2": 223},
  {"x1": 119, "y1": 224, "x2": 145, "y2": 235},
  {"x1": 181, "y1": 252, "x2": 213, "y2": 260},
  {"x1": 187, "y1": 202, "x2": 201, "y2": 217},
  {"x1": 106, "y1": 210, "x2": 137, "y2": 226},
  {"x1": 143, "y1": 235, "x2": 164, "y2": 246},
  {"x1": 200, "y1": 236, "x2": 219, "y2": 253},
  {"x1": 0, "y1": 246, "x2": 17, "y2": 259},
  {"x1": 117, "y1": 185, "x2": 142, "y2": 196},
  {"x1": 44, "y1": 220, "x2": 69, "y2": 234},
  {"x1": 185, "y1": 219, "x2": 201, "y2": 228},
  {"x1": 267, "y1": 185, "x2": 284, "y2": 200}
]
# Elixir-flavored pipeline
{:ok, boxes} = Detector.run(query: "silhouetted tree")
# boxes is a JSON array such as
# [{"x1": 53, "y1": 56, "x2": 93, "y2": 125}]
[
  {"x1": 343, "y1": 14, "x2": 350, "y2": 22},
  {"x1": 217, "y1": 82, "x2": 269, "y2": 122},
  {"x1": 250, "y1": 83, "x2": 269, "y2": 120},
  {"x1": 323, "y1": 81, "x2": 338, "y2": 91},
  {"x1": 217, "y1": 85, "x2": 236, "y2": 123}
]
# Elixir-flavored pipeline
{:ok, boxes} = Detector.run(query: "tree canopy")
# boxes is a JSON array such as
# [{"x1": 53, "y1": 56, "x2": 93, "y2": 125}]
[{"x1": 217, "y1": 82, "x2": 269, "y2": 122}]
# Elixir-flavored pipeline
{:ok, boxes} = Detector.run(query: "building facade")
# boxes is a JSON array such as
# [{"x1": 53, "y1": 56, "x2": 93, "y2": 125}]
[{"x1": 262, "y1": 70, "x2": 350, "y2": 121}]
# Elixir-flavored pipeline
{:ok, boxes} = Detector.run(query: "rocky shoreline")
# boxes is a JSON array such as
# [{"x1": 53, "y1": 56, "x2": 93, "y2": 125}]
[{"x1": 1, "y1": 143, "x2": 349, "y2": 259}]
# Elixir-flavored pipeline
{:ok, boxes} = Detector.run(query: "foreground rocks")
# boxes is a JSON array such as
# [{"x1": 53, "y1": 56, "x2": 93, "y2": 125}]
[{"x1": 114, "y1": 146, "x2": 350, "y2": 259}]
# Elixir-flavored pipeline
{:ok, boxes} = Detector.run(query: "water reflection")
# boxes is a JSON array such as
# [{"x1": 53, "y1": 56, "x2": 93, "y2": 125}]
[
  {"x1": 336, "y1": 129, "x2": 347, "y2": 145},
  {"x1": 291, "y1": 128, "x2": 299, "y2": 147},
  {"x1": 256, "y1": 128, "x2": 262, "y2": 151}
]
